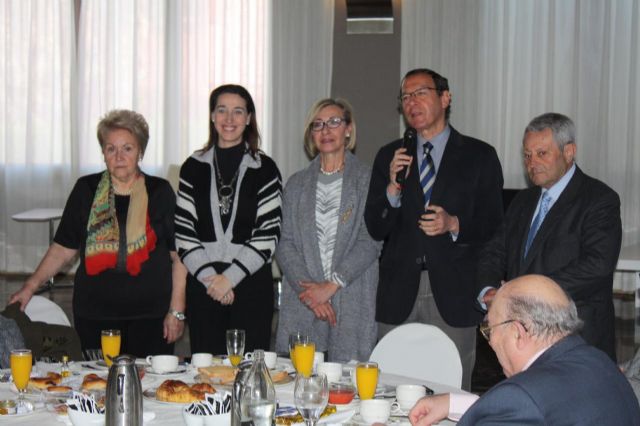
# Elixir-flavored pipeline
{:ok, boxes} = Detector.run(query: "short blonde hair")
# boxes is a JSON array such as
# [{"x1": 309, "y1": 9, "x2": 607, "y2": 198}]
[
  {"x1": 97, "y1": 109, "x2": 150, "y2": 155},
  {"x1": 303, "y1": 98, "x2": 356, "y2": 158}
]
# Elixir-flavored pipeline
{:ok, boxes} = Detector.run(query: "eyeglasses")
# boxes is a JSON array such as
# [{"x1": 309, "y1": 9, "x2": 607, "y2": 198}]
[
  {"x1": 310, "y1": 117, "x2": 346, "y2": 132},
  {"x1": 398, "y1": 86, "x2": 438, "y2": 104},
  {"x1": 479, "y1": 319, "x2": 527, "y2": 341}
]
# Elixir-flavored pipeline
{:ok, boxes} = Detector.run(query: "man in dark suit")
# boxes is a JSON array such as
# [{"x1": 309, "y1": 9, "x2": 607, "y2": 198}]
[
  {"x1": 477, "y1": 112, "x2": 622, "y2": 360},
  {"x1": 409, "y1": 275, "x2": 640, "y2": 426},
  {"x1": 364, "y1": 68, "x2": 504, "y2": 390}
]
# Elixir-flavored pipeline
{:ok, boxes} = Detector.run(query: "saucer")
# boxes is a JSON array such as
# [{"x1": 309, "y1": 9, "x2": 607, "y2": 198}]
[{"x1": 145, "y1": 366, "x2": 188, "y2": 376}]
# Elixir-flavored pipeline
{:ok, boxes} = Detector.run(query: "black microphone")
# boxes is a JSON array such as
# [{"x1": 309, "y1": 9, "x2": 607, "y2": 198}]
[{"x1": 396, "y1": 127, "x2": 417, "y2": 187}]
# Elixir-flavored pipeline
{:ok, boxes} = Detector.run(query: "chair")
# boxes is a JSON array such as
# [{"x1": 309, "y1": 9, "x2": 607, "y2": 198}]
[
  {"x1": 369, "y1": 323, "x2": 462, "y2": 388},
  {"x1": 24, "y1": 295, "x2": 71, "y2": 326}
]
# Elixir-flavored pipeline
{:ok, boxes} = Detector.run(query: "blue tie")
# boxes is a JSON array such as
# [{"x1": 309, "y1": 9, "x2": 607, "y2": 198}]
[
  {"x1": 524, "y1": 192, "x2": 552, "y2": 258},
  {"x1": 419, "y1": 142, "x2": 436, "y2": 208}
]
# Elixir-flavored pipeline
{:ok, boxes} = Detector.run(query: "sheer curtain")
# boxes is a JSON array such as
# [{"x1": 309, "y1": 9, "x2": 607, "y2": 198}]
[
  {"x1": 402, "y1": 0, "x2": 640, "y2": 291},
  {"x1": 270, "y1": 0, "x2": 335, "y2": 181},
  {"x1": 1, "y1": 0, "x2": 335, "y2": 273},
  {"x1": 0, "y1": 0, "x2": 76, "y2": 272}
]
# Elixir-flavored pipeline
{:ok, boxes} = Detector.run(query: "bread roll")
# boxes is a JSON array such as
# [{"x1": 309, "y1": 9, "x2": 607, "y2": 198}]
[{"x1": 156, "y1": 380, "x2": 212, "y2": 403}]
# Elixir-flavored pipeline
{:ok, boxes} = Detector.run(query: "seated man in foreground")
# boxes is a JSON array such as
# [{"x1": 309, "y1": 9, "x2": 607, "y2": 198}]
[{"x1": 409, "y1": 274, "x2": 640, "y2": 425}]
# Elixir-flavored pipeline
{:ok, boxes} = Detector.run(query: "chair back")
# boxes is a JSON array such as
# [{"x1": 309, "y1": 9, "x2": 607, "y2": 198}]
[
  {"x1": 369, "y1": 323, "x2": 462, "y2": 388},
  {"x1": 24, "y1": 295, "x2": 71, "y2": 326}
]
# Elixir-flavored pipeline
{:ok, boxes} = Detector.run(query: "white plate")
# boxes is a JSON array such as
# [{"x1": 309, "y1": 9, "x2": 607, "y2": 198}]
[
  {"x1": 81, "y1": 361, "x2": 109, "y2": 371},
  {"x1": 145, "y1": 366, "x2": 188, "y2": 376},
  {"x1": 334, "y1": 399, "x2": 360, "y2": 412},
  {"x1": 350, "y1": 413, "x2": 411, "y2": 425}
]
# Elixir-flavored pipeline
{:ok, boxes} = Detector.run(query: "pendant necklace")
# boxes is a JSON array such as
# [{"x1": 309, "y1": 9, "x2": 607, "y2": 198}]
[{"x1": 214, "y1": 150, "x2": 240, "y2": 216}]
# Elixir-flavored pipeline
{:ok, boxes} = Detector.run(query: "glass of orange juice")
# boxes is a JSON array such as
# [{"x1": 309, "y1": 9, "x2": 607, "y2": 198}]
[
  {"x1": 288, "y1": 332, "x2": 307, "y2": 371},
  {"x1": 10, "y1": 349, "x2": 32, "y2": 406},
  {"x1": 294, "y1": 339, "x2": 315, "y2": 378},
  {"x1": 226, "y1": 329, "x2": 245, "y2": 367},
  {"x1": 101, "y1": 329, "x2": 121, "y2": 367},
  {"x1": 356, "y1": 361, "x2": 378, "y2": 400}
]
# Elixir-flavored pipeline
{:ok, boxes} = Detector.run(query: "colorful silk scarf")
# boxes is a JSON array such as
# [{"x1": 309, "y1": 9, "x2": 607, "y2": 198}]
[{"x1": 85, "y1": 171, "x2": 157, "y2": 276}]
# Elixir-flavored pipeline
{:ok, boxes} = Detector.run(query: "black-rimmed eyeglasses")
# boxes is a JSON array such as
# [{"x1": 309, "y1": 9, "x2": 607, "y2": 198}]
[
  {"x1": 310, "y1": 117, "x2": 347, "y2": 132},
  {"x1": 398, "y1": 86, "x2": 438, "y2": 104},
  {"x1": 479, "y1": 319, "x2": 527, "y2": 341}
]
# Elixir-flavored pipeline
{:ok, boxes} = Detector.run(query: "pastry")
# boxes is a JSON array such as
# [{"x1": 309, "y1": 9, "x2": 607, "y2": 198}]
[
  {"x1": 46, "y1": 385, "x2": 73, "y2": 393},
  {"x1": 271, "y1": 370, "x2": 289, "y2": 383},
  {"x1": 81, "y1": 373, "x2": 107, "y2": 391},
  {"x1": 28, "y1": 372, "x2": 62, "y2": 390},
  {"x1": 156, "y1": 380, "x2": 212, "y2": 403}
]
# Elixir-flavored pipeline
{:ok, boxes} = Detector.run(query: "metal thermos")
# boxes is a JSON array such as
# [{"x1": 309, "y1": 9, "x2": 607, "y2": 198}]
[
  {"x1": 231, "y1": 360, "x2": 254, "y2": 426},
  {"x1": 105, "y1": 354, "x2": 143, "y2": 426}
]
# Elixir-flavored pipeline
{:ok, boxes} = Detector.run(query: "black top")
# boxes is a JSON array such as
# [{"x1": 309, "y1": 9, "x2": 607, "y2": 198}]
[
  {"x1": 54, "y1": 172, "x2": 176, "y2": 320},
  {"x1": 214, "y1": 143, "x2": 245, "y2": 230}
]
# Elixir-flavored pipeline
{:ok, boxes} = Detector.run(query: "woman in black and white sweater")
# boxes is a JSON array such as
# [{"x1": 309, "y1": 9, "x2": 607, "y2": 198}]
[{"x1": 175, "y1": 85, "x2": 282, "y2": 353}]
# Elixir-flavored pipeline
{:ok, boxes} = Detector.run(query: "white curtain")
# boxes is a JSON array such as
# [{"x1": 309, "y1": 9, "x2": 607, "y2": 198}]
[
  {"x1": 0, "y1": 0, "x2": 76, "y2": 272},
  {"x1": 270, "y1": 0, "x2": 335, "y2": 182},
  {"x1": 1, "y1": 0, "x2": 335, "y2": 273},
  {"x1": 402, "y1": 0, "x2": 640, "y2": 291}
]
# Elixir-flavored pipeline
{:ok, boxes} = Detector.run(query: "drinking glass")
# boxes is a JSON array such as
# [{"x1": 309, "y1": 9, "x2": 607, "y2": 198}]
[
  {"x1": 226, "y1": 329, "x2": 246, "y2": 367},
  {"x1": 10, "y1": 349, "x2": 32, "y2": 407},
  {"x1": 294, "y1": 373, "x2": 329, "y2": 426},
  {"x1": 294, "y1": 339, "x2": 315, "y2": 378},
  {"x1": 288, "y1": 332, "x2": 307, "y2": 371},
  {"x1": 101, "y1": 329, "x2": 121, "y2": 367},
  {"x1": 356, "y1": 361, "x2": 379, "y2": 400}
]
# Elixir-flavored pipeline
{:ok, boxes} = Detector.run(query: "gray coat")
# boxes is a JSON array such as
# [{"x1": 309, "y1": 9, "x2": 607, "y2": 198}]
[{"x1": 275, "y1": 151, "x2": 380, "y2": 362}]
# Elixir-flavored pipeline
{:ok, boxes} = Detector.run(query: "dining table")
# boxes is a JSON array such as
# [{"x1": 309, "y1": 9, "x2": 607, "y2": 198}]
[{"x1": 0, "y1": 358, "x2": 466, "y2": 425}]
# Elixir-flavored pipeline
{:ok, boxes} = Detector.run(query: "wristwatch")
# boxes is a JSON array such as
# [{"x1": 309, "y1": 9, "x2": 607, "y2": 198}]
[{"x1": 168, "y1": 309, "x2": 186, "y2": 321}]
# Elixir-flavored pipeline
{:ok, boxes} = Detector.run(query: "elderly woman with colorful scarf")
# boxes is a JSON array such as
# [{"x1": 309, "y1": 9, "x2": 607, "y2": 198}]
[{"x1": 9, "y1": 110, "x2": 186, "y2": 357}]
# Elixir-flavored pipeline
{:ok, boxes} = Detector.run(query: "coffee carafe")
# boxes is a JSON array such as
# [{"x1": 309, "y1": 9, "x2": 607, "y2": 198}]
[{"x1": 106, "y1": 354, "x2": 142, "y2": 426}]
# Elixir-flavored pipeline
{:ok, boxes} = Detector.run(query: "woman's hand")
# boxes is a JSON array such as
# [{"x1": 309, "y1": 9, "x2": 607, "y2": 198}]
[
  {"x1": 205, "y1": 274, "x2": 234, "y2": 305},
  {"x1": 298, "y1": 281, "x2": 340, "y2": 309},
  {"x1": 163, "y1": 313, "x2": 185, "y2": 343},
  {"x1": 8, "y1": 282, "x2": 38, "y2": 310},
  {"x1": 312, "y1": 302, "x2": 337, "y2": 327}
]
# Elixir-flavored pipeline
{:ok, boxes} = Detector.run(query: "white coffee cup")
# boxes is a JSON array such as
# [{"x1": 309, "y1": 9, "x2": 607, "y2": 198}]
[
  {"x1": 244, "y1": 351, "x2": 277, "y2": 369},
  {"x1": 191, "y1": 353, "x2": 213, "y2": 368},
  {"x1": 393, "y1": 384, "x2": 427, "y2": 412},
  {"x1": 313, "y1": 352, "x2": 324, "y2": 370},
  {"x1": 360, "y1": 399, "x2": 391, "y2": 424},
  {"x1": 317, "y1": 362, "x2": 342, "y2": 383},
  {"x1": 146, "y1": 354, "x2": 179, "y2": 373}
]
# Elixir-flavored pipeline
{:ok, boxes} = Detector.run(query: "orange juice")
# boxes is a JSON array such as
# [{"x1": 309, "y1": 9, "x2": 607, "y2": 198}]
[
  {"x1": 289, "y1": 347, "x2": 297, "y2": 370},
  {"x1": 228, "y1": 354, "x2": 242, "y2": 367},
  {"x1": 101, "y1": 330, "x2": 121, "y2": 367},
  {"x1": 10, "y1": 350, "x2": 32, "y2": 392},
  {"x1": 356, "y1": 362, "x2": 378, "y2": 400},
  {"x1": 294, "y1": 342, "x2": 315, "y2": 377}
]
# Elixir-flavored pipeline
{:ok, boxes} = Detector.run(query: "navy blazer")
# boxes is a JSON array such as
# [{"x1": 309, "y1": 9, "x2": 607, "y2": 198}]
[
  {"x1": 365, "y1": 127, "x2": 504, "y2": 327},
  {"x1": 477, "y1": 166, "x2": 622, "y2": 359},
  {"x1": 459, "y1": 335, "x2": 640, "y2": 425}
]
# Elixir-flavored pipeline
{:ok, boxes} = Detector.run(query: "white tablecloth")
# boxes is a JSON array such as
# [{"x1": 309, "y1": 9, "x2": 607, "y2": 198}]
[{"x1": 0, "y1": 358, "x2": 463, "y2": 425}]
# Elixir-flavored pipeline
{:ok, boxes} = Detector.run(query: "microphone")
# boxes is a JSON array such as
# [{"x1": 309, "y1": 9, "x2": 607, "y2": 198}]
[{"x1": 396, "y1": 127, "x2": 417, "y2": 187}]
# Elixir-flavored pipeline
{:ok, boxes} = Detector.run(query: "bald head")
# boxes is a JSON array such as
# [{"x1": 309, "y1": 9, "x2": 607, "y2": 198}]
[{"x1": 495, "y1": 275, "x2": 582, "y2": 343}]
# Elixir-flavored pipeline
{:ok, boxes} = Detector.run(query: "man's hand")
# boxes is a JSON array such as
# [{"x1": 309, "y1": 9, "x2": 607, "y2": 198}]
[
  {"x1": 409, "y1": 394, "x2": 450, "y2": 426},
  {"x1": 418, "y1": 204, "x2": 459, "y2": 236},
  {"x1": 388, "y1": 147, "x2": 413, "y2": 196}
]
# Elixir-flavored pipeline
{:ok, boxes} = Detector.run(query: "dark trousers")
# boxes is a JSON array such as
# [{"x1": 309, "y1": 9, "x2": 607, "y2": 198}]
[
  {"x1": 186, "y1": 267, "x2": 274, "y2": 355},
  {"x1": 74, "y1": 316, "x2": 173, "y2": 358}
]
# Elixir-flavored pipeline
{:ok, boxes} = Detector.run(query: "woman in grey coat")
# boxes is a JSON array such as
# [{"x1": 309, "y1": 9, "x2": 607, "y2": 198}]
[{"x1": 275, "y1": 98, "x2": 381, "y2": 362}]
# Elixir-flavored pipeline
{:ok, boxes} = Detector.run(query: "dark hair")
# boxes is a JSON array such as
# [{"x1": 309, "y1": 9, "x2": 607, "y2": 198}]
[
  {"x1": 400, "y1": 68, "x2": 452, "y2": 121},
  {"x1": 97, "y1": 109, "x2": 149, "y2": 156},
  {"x1": 203, "y1": 84, "x2": 260, "y2": 156}
]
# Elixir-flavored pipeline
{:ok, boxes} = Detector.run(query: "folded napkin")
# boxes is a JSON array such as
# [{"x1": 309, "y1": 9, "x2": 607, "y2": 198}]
[
  {"x1": 185, "y1": 391, "x2": 232, "y2": 415},
  {"x1": 66, "y1": 391, "x2": 104, "y2": 414}
]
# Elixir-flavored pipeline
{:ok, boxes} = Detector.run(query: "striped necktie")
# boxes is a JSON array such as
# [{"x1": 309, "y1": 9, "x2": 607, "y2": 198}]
[
  {"x1": 524, "y1": 191, "x2": 552, "y2": 258},
  {"x1": 419, "y1": 141, "x2": 436, "y2": 208}
]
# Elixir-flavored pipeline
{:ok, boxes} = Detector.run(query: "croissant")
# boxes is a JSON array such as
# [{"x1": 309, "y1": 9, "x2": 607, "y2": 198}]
[
  {"x1": 156, "y1": 380, "x2": 215, "y2": 403},
  {"x1": 81, "y1": 373, "x2": 107, "y2": 390}
]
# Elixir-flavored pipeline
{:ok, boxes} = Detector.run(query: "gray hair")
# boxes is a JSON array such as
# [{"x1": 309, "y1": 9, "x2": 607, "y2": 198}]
[
  {"x1": 524, "y1": 112, "x2": 576, "y2": 151},
  {"x1": 504, "y1": 291, "x2": 583, "y2": 342},
  {"x1": 97, "y1": 109, "x2": 150, "y2": 156}
]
